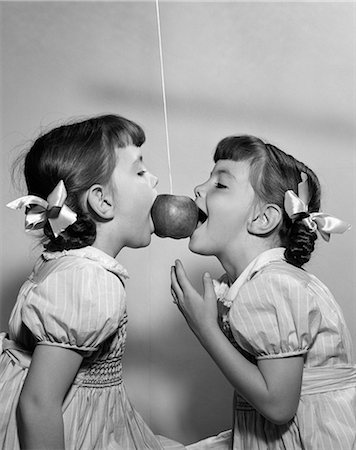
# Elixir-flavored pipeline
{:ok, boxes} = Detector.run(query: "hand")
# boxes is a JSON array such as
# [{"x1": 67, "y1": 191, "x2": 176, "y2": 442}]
[{"x1": 170, "y1": 259, "x2": 219, "y2": 341}]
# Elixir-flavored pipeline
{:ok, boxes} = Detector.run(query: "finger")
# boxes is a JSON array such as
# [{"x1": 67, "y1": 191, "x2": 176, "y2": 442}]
[
  {"x1": 170, "y1": 266, "x2": 183, "y2": 302},
  {"x1": 202, "y1": 272, "x2": 217, "y2": 303},
  {"x1": 171, "y1": 267, "x2": 187, "y2": 315},
  {"x1": 170, "y1": 265, "x2": 181, "y2": 292},
  {"x1": 174, "y1": 259, "x2": 193, "y2": 292},
  {"x1": 171, "y1": 288, "x2": 179, "y2": 305}
]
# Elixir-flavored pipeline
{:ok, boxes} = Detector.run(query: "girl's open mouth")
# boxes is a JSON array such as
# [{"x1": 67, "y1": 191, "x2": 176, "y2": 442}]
[{"x1": 197, "y1": 208, "x2": 208, "y2": 228}]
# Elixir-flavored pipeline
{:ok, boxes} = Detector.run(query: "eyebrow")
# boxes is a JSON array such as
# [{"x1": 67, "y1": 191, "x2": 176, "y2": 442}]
[
  {"x1": 212, "y1": 168, "x2": 237, "y2": 180},
  {"x1": 132, "y1": 155, "x2": 143, "y2": 166}
]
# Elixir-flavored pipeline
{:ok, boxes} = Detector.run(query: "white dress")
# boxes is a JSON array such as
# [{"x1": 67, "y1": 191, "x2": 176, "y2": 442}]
[
  {"x1": 188, "y1": 248, "x2": 356, "y2": 450},
  {"x1": 0, "y1": 246, "x2": 185, "y2": 450}
]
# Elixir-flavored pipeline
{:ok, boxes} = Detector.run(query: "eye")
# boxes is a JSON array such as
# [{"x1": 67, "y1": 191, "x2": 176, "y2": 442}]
[
  {"x1": 137, "y1": 170, "x2": 147, "y2": 176},
  {"x1": 215, "y1": 182, "x2": 227, "y2": 189}
]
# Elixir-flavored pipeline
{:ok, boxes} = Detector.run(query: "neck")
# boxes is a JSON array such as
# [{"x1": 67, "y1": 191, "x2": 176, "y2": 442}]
[
  {"x1": 91, "y1": 241, "x2": 120, "y2": 258},
  {"x1": 92, "y1": 228, "x2": 123, "y2": 258},
  {"x1": 217, "y1": 238, "x2": 274, "y2": 282}
]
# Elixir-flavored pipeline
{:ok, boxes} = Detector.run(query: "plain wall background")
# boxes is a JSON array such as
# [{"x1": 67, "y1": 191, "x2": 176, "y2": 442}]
[{"x1": 1, "y1": 1, "x2": 355, "y2": 445}]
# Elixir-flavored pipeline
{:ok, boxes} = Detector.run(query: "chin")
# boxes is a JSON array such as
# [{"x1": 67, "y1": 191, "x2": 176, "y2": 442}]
[
  {"x1": 188, "y1": 236, "x2": 212, "y2": 256},
  {"x1": 128, "y1": 234, "x2": 152, "y2": 249},
  {"x1": 141, "y1": 235, "x2": 152, "y2": 248}
]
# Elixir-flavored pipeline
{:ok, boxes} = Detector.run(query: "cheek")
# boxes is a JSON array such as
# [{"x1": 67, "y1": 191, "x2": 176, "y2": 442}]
[
  {"x1": 132, "y1": 185, "x2": 154, "y2": 217},
  {"x1": 207, "y1": 206, "x2": 247, "y2": 241},
  {"x1": 207, "y1": 197, "x2": 231, "y2": 224},
  {"x1": 141, "y1": 184, "x2": 155, "y2": 204}
]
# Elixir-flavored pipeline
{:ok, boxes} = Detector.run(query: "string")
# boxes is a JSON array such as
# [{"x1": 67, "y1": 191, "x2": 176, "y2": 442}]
[{"x1": 155, "y1": 0, "x2": 173, "y2": 194}]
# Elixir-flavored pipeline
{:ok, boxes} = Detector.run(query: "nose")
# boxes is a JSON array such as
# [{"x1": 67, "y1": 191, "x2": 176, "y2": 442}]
[
  {"x1": 151, "y1": 173, "x2": 159, "y2": 188},
  {"x1": 194, "y1": 183, "x2": 205, "y2": 198}
]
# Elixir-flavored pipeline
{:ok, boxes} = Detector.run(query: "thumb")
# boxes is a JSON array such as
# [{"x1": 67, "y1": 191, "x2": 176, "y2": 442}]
[{"x1": 202, "y1": 272, "x2": 216, "y2": 302}]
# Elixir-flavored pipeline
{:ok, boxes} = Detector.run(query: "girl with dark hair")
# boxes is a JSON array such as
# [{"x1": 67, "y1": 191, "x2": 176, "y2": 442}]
[
  {"x1": 0, "y1": 114, "x2": 184, "y2": 449},
  {"x1": 171, "y1": 135, "x2": 355, "y2": 449}
]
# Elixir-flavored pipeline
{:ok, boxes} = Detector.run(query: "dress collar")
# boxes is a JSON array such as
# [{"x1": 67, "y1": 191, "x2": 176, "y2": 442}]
[
  {"x1": 42, "y1": 246, "x2": 129, "y2": 279},
  {"x1": 224, "y1": 247, "x2": 285, "y2": 303}
]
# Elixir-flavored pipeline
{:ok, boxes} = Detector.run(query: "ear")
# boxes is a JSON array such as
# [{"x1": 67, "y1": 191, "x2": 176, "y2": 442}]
[
  {"x1": 247, "y1": 203, "x2": 282, "y2": 236},
  {"x1": 86, "y1": 184, "x2": 115, "y2": 220}
]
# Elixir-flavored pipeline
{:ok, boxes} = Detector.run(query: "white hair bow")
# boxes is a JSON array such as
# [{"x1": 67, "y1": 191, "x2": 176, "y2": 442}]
[
  {"x1": 284, "y1": 173, "x2": 351, "y2": 242},
  {"x1": 7, "y1": 180, "x2": 77, "y2": 238}
]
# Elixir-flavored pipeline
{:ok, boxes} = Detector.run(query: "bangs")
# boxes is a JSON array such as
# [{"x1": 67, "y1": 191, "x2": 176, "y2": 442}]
[
  {"x1": 103, "y1": 115, "x2": 146, "y2": 149},
  {"x1": 213, "y1": 135, "x2": 268, "y2": 203},
  {"x1": 213, "y1": 135, "x2": 265, "y2": 163}
]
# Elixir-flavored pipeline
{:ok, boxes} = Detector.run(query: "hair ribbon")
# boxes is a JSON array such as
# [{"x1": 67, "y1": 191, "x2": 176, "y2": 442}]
[
  {"x1": 284, "y1": 173, "x2": 351, "y2": 242},
  {"x1": 6, "y1": 180, "x2": 77, "y2": 238}
]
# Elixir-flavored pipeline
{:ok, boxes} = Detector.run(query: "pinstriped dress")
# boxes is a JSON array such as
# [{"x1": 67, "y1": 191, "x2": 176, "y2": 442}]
[
  {"x1": 0, "y1": 247, "x2": 184, "y2": 450},
  {"x1": 188, "y1": 248, "x2": 356, "y2": 450}
]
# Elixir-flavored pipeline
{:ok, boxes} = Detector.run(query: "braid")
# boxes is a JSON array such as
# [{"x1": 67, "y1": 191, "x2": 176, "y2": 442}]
[
  {"x1": 283, "y1": 162, "x2": 321, "y2": 268},
  {"x1": 284, "y1": 220, "x2": 317, "y2": 268},
  {"x1": 43, "y1": 213, "x2": 96, "y2": 252}
]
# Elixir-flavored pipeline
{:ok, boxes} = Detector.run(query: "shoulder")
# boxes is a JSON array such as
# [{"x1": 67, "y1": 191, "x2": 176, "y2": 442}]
[
  {"x1": 34, "y1": 254, "x2": 126, "y2": 291},
  {"x1": 247, "y1": 261, "x2": 314, "y2": 294},
  {"x1": 229, "y1": 261, "x2": 323, "y2": 359},
  {"x1": 235, "y1": 260, "x2": 322, "y2": 318},
  {"x1": 22, "y1": 255, "x2": 126, "y2": 350},
  {"x1": 25, "y1": 255, "x2": 126, "y2": 327}
]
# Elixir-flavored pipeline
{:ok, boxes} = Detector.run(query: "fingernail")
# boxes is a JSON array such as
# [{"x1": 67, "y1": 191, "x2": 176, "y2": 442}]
[{"x1": 204, "y1": 272, "x2": 211, "y2": 278}]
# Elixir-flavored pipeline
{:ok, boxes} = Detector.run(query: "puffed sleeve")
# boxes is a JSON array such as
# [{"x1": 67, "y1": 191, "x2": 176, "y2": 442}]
[
  {"x1": 228, "y1": 269, "x2": 322, "y2": 360},
  {"x1": 22, "y1": 263, "x2": 126, "y2": 354}
]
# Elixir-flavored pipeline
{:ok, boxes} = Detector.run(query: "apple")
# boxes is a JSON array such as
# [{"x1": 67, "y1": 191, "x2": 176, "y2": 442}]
[{"x1": 151, "y1": 194, "x2": 199, "y2": 239}]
